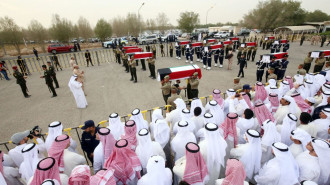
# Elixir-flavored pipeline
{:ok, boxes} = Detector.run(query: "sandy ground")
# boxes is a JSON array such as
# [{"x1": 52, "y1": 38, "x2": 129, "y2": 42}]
[{"x1": 0, "y1": 41, "x2": 328, "y2": 151}]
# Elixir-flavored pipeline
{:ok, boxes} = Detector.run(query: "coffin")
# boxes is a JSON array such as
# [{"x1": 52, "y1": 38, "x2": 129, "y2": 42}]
[{"x1": 157, "y1": 64, "x2": 202, "y2": 81}]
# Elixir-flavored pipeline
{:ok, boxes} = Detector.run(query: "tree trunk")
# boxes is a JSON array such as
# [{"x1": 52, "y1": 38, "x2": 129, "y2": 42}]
[{"x1": 14, "y1": 43, "x2": 21, "y2": 55}]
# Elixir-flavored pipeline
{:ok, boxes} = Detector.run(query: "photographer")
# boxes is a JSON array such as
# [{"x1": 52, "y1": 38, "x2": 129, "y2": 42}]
[{"x1": 8, "y1": 127, "x2": 46, "y2": 168}]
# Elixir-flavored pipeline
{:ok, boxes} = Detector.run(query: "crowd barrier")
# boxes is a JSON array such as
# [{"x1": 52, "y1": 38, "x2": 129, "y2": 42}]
[{"x1": 0, "y1": 93, "x2": 228, "y2": 165}]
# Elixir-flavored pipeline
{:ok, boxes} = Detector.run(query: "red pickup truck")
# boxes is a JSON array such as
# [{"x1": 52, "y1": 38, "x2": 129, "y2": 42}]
[{"x1": 48, "y1": 44, "x2": 74, "y2": 54}]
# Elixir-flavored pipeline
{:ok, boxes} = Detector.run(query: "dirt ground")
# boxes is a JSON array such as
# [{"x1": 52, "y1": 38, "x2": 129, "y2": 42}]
[{"x1": 0, "y1": 41, "x2": 328, "y2": 151}]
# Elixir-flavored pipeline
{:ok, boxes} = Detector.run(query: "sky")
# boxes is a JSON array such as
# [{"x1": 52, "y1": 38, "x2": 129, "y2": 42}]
[{"x1": 1, "y1": 0, "x2": 330, "y2": 28}]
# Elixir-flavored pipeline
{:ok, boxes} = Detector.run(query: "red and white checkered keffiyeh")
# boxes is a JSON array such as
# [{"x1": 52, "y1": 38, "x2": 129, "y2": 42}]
[
  {"x1": 254, "y1": 103, "x2": 275, "y2": 126},
  {"x1": 121, "y1": 121, "x2": 137, "y2": 150},
  {"x1": 285, "y1": 76, "x2": 294, "y2": 89},
  {"x1": 48, "y1": 134, "x2": 70, "y2": 172},
  {"x1": 98, "y1": 128, "x2": 116, "y2": 162},
  {"x1": 221, "y1": 159, "x2": 246, "y2": 185},
  {"x1": 213, "y1": 89, "x2": 224, "y2": 109},
  {"x1": 30, "y1": 157, "x2": 61, "y2": 185},
  {"x1": 90, "y1": 168, "x2": 116, "y2": 185},
  {"x1": 241, "y1": 92, "x2": 254, "y2": 110},
  {"x1": 254, "y1": 82, "x2": 268, "y2": 103},
  {"x1": 219, "y1": 113, "x2": 239, "y2": 146},
  {"x1": 268, "y1": 93, "x2": 279, "y2": 113},
  {"x1": 292, "y1": 93, "x2": 311, "y2": 113},
  {"x1": 183, "y1": 143, "x2": 209, "y2": 185},
  {"x1": 104, "y1": 140, "x2": 141, "y2": 185},
  {"x1": 68, "y1": 165, "x2": 90, "y2": 185}
]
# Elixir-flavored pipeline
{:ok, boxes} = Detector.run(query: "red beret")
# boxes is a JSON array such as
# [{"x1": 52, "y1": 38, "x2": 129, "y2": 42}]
[{"x1": 12, "y1": 66, "x2": 18, "y2": 70}]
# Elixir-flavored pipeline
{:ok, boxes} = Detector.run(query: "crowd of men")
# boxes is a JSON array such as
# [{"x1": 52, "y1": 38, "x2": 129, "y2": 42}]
[{"x1": 1, "y1": 61, "x2": 330, "y2": 184}]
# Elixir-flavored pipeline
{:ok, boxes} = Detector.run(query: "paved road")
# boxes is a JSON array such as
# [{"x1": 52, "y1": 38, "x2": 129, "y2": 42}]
[{"x1": 0, "y1": 41, "x2": 328, "y2": 150}]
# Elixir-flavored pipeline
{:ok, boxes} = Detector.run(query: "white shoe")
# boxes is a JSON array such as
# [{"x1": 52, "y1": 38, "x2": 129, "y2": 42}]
[
  {"x1": 200, "y1": 60, "x2": 203, "y2": 63},
  {"x1": 219, "y1": 65, "x2": 223, "y2": 68},
  {"x1": 190, "y1": 61, "x2": 193, "y2": 64},
  {"x1": 207, "y1": 67, "x2": 211, "y2": 70},
  {"x1": 214, "y1": 64, "x2": 218, "y2": 67},
  {"x1": 176, "y1": 57, "x2": 178, "y2": 59},
  {"x1": 203, "y1": 65, "x2": 206, "y2": 68},
  {"x1": 179, "y1": 57, "x2": 181, "y2": 60},
  {"x1": 186, "y1": 60, "x2": 189, "y2": 63}
]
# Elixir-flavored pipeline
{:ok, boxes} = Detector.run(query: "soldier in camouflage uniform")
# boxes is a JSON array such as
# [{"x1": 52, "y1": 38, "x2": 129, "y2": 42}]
[
  {"x1": 40, "y1": 65, "x2": 57, "y2": 97},
  {"x1": 12, "y1": 66, "x2": 30, "y2": 98},
  {"x1": 47, "y1": 61, "x2": 59, "y2": 88}
]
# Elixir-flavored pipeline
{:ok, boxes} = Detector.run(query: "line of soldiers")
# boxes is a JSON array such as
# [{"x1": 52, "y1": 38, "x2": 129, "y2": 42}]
[
  {"x1": 114, "y1": 46, "x2": 157, "y2": 83},
  {"x1": 302, "y1": 52, "x2": 329, "y2": 73}
]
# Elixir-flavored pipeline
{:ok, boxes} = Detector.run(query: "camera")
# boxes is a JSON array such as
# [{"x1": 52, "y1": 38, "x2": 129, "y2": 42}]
[{"x1": 28, "y1": 126, "x2": 42, "y2": 139}]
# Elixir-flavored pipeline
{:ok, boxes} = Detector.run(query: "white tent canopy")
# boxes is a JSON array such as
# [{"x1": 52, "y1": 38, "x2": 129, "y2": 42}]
[{"x1": 274, "y1": 25, "x2": 317, "y2": 33}]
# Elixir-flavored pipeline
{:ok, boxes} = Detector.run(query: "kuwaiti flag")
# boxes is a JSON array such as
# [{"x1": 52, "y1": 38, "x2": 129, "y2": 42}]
[
  {"x1": 229, "y1": 37, "x2": 239, "y2": 42},
  {"x1": 179, "y1": 41, "x2": 190, "y2": 45},
  {"x1": 126, "y1": 48, "x2": 142, "y2": 54},
  {"x1": 210, "y1": 44, "x2": 223, "y2": 50},
  {"x1": 223, "y1": 40, "x2": 232, "y2": 45},
  {"x1": 262, "y1": 52, "x2": 288, "y2": 63},
  {"x1": 191, "y1": 42, "x2": 202, "y2": 48},
  {"x1": 246, "y1": 42, "x2": 257, "y2": 47},
  {"x1": 133, "y1": 52, "x2": 153, "y2": 59},
  {"x1": 207, "y1": 39, "x2": 216, "y2": 44},
  {"x1": 123, "y1": 46, "x2": 138, "y2": 50},
  {"x1": 265, "y1": 36, "x2": 275, "y2": 40},
  {"x1": 157, "y1": 64, "x2": 202, "y2": 81},
  {"x1": 311, "y1": 50, "x2": 330, "y2": 58},
  {"x1": 280, "y1": 39, "x2": 288, "y2": 44}
]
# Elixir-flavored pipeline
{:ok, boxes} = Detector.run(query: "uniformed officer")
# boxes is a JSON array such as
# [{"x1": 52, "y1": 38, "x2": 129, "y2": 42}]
[
  {"x1": 169, "y1": 43, "x2": 174, "y2": 57},
  {"x1": 47, "y1": 61, "x2": 59, "y2": 88},
  {"x1": 148, "y1": 55, "x2": 156, "y2": 79},
  {"x1": 242, "y1": 47, "x2": 248, "y2": 60},
  {"x1": 85, "y1": 50, "x2": 94, "y2": 67},
  {"x1": 17, "y1": 56, "x2": 30, "y2": 75},
  {"x1": 202, "y1": 46, "x2": 208, "y2": 69},
  {"x1": 262, "y1": 39, "x2": 266, "y2": 50},
  {"x1": 251, "y1": 47, "x2": 257, "y2": 62},
  {"x1": 282, "y1": 41, "x2": 290, "y2": 52},
  {"x1": 129, "y1": 56, "x2": 137, "y2": 83},
  {"x1": 266, "y1": 56, "x2": 279, "y2": 82},
  {"x1": 161, "y1": 75, "x2": 171, "y2": 104},
  {"x1": 237, "y1": 54, "x2": 247, "y2": 78},
  {"x1": 313, "y1": 53, "x2": 326, "y2": 73},
  {"x1": 152, "y1": 45, "x2": 157, "y2": 59},
  {"x1": 278, "y1": 54, "x2": 289, "y2": 80},
  {"x1": 40, "y1": 65, "x2": 57, "y2": 97},
  {"x1": 175, "y1": 43, "x2": 181, "y2": 59},
  {"x1": 146, "y1": 44, "x2": 151, "y2": 52},
  {"x1": 219, "y1": 47, "x2": 224, "y2": 68},
  {"x1": 189, "y1": 44, "x2": 194, "y2": 64},
  {"x1": 116, "y1": 47, "x2": 122, "y2": 64},
  {"x1": 267, "y1": 68, "x2": 277, "y2": 81},
  {"x1": 206, "y1": 47, "x2": 212, "y2": 70},
  {"x1": 12, "y1": 66, "x2": 30, "y2": 98},
  {"x1": 185, "y1": 45, "x2": 191, "y2": 63},
  {"x1": 167, "y1": 86, "x2": 182, "y2": 111},
  {"x1": 270, "y1": 43, "x2": 276, "y2": 53},
  {"x1": 214, "y1": 48, "x2": 220, "y2": 67},
  {"x1": 237, "y1": 46, "x2": 243, "y2": 60},
  {"x1": 256, "y1": 55, "x2": 266, "y2": 82},
  {"x1": 188, "y1": 72, "x2": 199, "y2": 99},
  {"x1": 303, "y1": 52, "x2": 313, "y2": 73},
  {"x1": 51, "y1": 53, "x2": 62, "y2": 71},
  {"x1": 122, "y1": 52, "x2": 129, "y2": 73},
  {"x1": 195, "y1": 46, "x2": 201, "y2": 62},
  {"x1": 275, "y1": 43, "x2": 281, "y2": 53},
  {"x1": 233, "y1": 77, "x2": 242, "y2": 92},
  {"x1": 80, "y1": 120, "x2": 100, "y2": 163},
  {"x1": 246, "y1": 47, "x2": 252, "y2": 61},
  {"x1": 160, "y1": 43, "x2": 165, "y2": 57},
  {"x1": 181, "y1": 45, "x2": 185, "y2": 56}
]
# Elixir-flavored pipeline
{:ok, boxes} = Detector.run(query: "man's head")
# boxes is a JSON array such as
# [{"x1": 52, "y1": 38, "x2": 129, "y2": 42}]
[
  {"x1": 42, "y1": 65, "x2": 47, "y2": 70},
  {"x1": 164, "y1": 75, "x2": 169, "y2": 82},
  {"x1": 241, "y1": 54, "x2": 245, "y2": 59},
  {"x1": 11, "y1": 130, "x2": 30, "y2": 145},
  {"x1": 82, "y1": 120, "x2": 96, "y2": 133},
  {"x1": 300, "y1": 112, "x2": 312, "y2": 125},
  {"x1": 280, "y1": 97, "x2": 290, "y2": 106},
  {"x1": 298, "y1": 64, "x2": 303, "y2": 69},
  {"x1": 171, "y1": 86, "x2": 178, "y2": 94},
  {"x1": 320, "y1": 53, "x2": 325, "y2": 58},
  {"x1": 233, "y1": 77, "x2": 240, "y2": 84},
  {"x1": 307, "y1": 52, "x2": 311, "y2": 57},
  {"x1": 12, "y1": 66, "x2": 18, "y2": 71},
  {"x1": 71, "y1": 57, "x2": 75, "y2": 60},
  {"x1": 47, "y1": 61, "x2": 51, "y2": 66},
  {"x1": 271, "y1": 56, "x2": 276, "y2": 62},
  {"x1": 243, "y1": 84, "x2": 251, "y2": 93},
  {"x1": 326, "y1": 61, "x2": 330, "y2": 68},
  {"x1": 243, "y1": 109, "x2": 254, "y2": 119},
  {"x1": 283, "y1": 54, "x2": 288, "y2": 60},
  {"x1": 193, "y1": 72, "x2": 198, "y2": 79},
  {"x1": 319, "y1": 108, "x2": 330, "y2": 119},
  {"x1": 73, "y1": 64, "x2": 79, "y2": 69},
  {"x1": 194, "y1": 107, "x2": 202, "y2": 117},
  {"x1": 304, "y1": 97, "x2": 315, "y2": 106},
  {"x1": 268, "y1": 68, "x2": 275, "y2": 74},
  {"x1": 86, "y1": 50, "x2": 89, "y2": 52}
]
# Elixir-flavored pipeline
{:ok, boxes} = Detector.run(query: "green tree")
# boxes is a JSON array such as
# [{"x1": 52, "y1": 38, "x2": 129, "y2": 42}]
[
  {"x1": 94, "y1": 19, "x2": 112, "y2": 41},
  {"x1": 241, "y1": 0, "x2": 306, "y2": 32},
  {"x1": 125, "y1": 13, "x2": 140, "y2": 37},
  {"x1": 177, "y1": 11, "x2": 200, "y2": 33},
  {"x1": 112, "y1": 16, "x2": 127, "y2": 37},
  {"x1": 76, "y1": 17, "x2": 94, "y2": 39},
  {"x1": 156, "y1": 13, "x2": 169, "y2": 34},
  {"x1": 49, "y1": 14, "x2": 73, "y2": 43},
  {"x1": 305, "y1": 10, "x2": 330, "y2": 22},
  {"x1": 28, "y1": 20, "x2": 48, "y2": 52},
  {"x1": 0, "y1": 16, "x2": 23, "y2": 54}
]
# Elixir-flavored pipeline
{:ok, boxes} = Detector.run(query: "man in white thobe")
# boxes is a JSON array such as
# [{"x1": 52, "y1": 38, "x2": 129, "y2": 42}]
[
  {"x1": 309, "y1": 107, "x2": 330, "y2": 140},
  {"x1": 69, "y1": 76, "x2": 88, "y2": 109},
  {"x1": 274, "y1": 95, "x2": 301, "y2": 125}
]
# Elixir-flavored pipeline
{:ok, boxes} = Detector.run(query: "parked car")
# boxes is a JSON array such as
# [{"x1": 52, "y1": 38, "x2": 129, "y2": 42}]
[
  {"x1": 162, "y1": 34, "x2": 178, "y2": 42},
  {"x1": 237, "y1": 30, "x2": 251, "y2": 36},
  {"x1": 214, "y1": 31, "x2": 230, "y2": 38},
  {"x1": 88, "y1": 38, "x2": 99, "y2": 43},
  {"x1": 102, "y1": 38, "x2": 128, "y2": 48},
  {"x1": 139, "y1": 35, "x2": 158, "y2": 45},
  {"x1": 47, "y1": 44, "x2": 74, "y2": 54}
]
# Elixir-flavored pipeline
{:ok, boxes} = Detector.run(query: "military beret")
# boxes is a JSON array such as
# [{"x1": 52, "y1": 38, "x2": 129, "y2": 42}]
[
  {"x1": 47, "y1": 61, "x2": 51, "y2": 63},
  {"x1": 42, "y1": 65, "x2": 47, "y2": 68},
  {"x1": 269, "y1": 68, "x2": 275, "y2": 71},
  {"x1": 164, "y1": 75, "x2": 169, "y2": 79},
  {"x1": 234, "y1": 77, "x2": 240, "y2": 81},
  {"x1": 193, "y1": 72, "x2": 198, "y2": 76}
]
